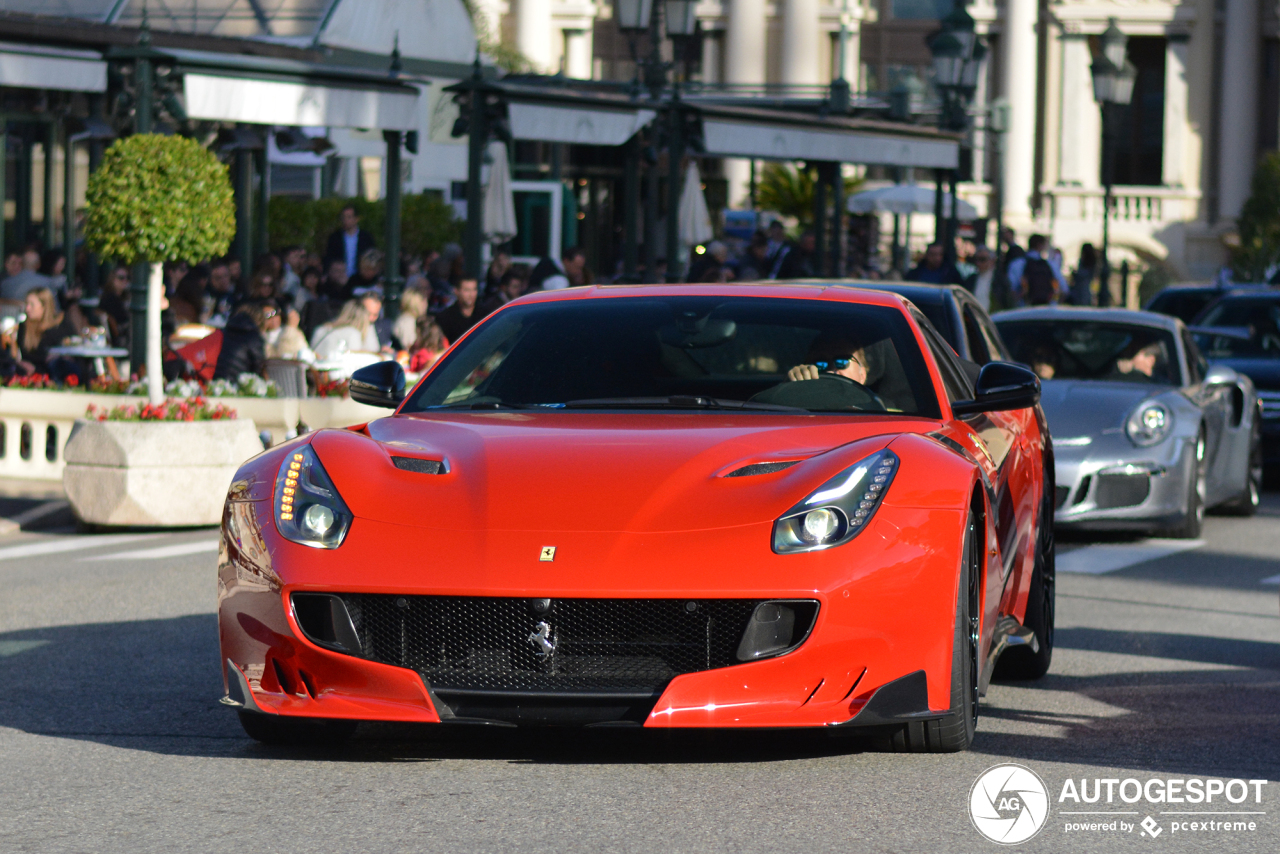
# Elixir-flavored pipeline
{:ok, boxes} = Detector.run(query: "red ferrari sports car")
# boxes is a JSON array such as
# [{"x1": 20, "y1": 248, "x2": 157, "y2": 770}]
[{"x1": 218, "y1": 283, "x2": 1054, "y2": 752}]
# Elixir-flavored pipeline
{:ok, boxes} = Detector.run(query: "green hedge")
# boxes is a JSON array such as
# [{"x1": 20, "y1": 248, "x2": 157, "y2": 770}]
[{"x1": 268, "y1": 194, "x2": 463, "y2": 259}]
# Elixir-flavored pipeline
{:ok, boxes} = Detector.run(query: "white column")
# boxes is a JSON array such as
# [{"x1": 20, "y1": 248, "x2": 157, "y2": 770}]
[
  {"x1": 1057, "y1": 35, "x2": 1100, "y2": 189},
  {"x1": 1000, "y1": 0, "x2": 1038, "y2": 218},
  {"x1": 1218, "y1": 0, "x2": 1258, "y2": 218},
  {"x1": 1162, "y1": 36, "x2": 1190, "y2": 188},
  {"x1": 780, "y1": 0, "x2": 822, "y2": 86},
  {"x1": 701, "y1": 30, "x2": 723, "y2": 84},
  {"x1": 563, "y1": 28, "x2": 593, "y2": 79},
  {"x1": 516, "y1": 0, "x2": 556, "y2": 74},
  {"x1": 725, "y1": 0, "x2": 768, "y2": 206}
]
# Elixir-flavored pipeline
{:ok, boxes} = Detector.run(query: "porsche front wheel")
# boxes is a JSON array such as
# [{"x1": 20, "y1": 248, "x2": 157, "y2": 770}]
[
  {"x1": 886, "y1": 509, "x2": 980, "y2": 753},
  {"x1": 237, "y1": 711, "x2": 358, "y2": 746}
]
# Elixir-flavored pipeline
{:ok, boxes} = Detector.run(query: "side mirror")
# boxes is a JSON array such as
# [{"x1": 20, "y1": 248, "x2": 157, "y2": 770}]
[
  {"x1": 951, "y1": 362, "x2": 1041, "y2": 416},
  {"x1": 1203, "y1": 364, "x2": 1238, "y2": 386},
  {"x1": 349, "y1": 361, "x2": 406, "y2": 409}
]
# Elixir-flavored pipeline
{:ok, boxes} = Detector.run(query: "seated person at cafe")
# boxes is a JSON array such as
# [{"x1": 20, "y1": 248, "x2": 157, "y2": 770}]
[{"x1": 17, "y1": 287, "x2": 79, "y2": 378}]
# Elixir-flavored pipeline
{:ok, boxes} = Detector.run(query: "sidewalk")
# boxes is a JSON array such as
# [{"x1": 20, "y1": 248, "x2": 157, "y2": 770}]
[{"x1": 0, "y1": 478, "x2": 71, "y2": 535}]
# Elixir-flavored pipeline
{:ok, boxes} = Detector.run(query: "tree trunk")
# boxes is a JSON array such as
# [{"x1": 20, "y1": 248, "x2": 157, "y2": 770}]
[{"x1": 147, "y1": 262, "x2": 163, "y2": 405}]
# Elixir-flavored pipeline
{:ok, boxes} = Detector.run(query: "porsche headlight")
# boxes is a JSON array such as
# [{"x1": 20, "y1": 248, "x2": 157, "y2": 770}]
[
  {"x1": 773, "y1": 449, "x2": 899, "y2": 554},
  {"x1": 1126, "y1": 401, "x2": 1173, "y2": 447},
  {"x1": 275, "y1": 446, "x2": 353, "y2": 549}
]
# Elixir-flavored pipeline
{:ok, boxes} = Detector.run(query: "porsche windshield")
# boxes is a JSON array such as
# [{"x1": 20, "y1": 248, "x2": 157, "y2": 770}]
[
  {"x1": 403, "y1": 296, "x2": 941, "y2": 417},
  {"x1": 996, "y1": 320, "x2": 1181, "y2": 386}
]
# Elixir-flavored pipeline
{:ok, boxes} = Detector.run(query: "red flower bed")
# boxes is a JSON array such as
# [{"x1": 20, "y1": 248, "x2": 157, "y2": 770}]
[{"x1": 85, "y1": 396, "x2": 238, "y2": 422}]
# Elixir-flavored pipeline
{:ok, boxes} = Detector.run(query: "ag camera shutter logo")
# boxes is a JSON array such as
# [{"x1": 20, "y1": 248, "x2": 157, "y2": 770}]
[{"x1": 969, "y1": 763, "x2": 1051, "y2": 844}]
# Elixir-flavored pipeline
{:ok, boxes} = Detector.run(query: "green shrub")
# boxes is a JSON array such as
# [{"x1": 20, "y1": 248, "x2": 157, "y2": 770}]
[
  {"x1": 85, "y1": 134, "x2": 235, "y2": 263},
  {"x1": 268, "y1": 194, "x2": 461, "y2": 258},
  {"x1": 1232, "y1": 152, "x2": 1280, "y2": 281}
]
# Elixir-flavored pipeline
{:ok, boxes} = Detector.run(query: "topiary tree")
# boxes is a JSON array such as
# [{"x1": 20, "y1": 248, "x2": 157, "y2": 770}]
[{"x1": 85, "y1": 134, "x2": 235, "y2": 404}]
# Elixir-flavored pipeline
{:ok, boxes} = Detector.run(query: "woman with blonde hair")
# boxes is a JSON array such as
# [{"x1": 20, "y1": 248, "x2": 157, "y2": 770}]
[
  {"x1": 18, "y1": 287, "x2": 77, "y2": 376},
  {"x1": 311, "y1": 299, "x2": 380, "y2": 361},
  {"x1": 393, "y1": 288, "x2": 427, "y2": 350}
]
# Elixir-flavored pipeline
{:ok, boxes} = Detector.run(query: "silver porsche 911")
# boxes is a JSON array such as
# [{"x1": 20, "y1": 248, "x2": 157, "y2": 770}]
[{"x1": 994, "y1": 308, "x2": 1262, "y2": 536}]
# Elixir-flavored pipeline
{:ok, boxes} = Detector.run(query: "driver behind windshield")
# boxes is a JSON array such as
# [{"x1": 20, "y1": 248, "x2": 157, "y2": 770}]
[{"x1": 1111, "y1": 340, "x2": 1163, "y2": 382}]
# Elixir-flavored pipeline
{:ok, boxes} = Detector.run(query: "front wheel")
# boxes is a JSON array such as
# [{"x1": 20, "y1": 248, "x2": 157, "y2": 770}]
[
  {"x1": 1169, "y1": 432, "x2": 1207, "y2": 539},
  {"x1": 885, "y1": 509, "x2": 980, "y2": 753},
  {"x1": 237, "y1": 711, "x2": 358, "y2": 746}
]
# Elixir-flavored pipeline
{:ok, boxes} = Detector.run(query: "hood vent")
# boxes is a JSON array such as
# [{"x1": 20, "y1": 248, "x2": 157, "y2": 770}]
[
  {"x1": 392, "y1": 456, "x2": 445, "y2": 474},
  {"x1": 724, "y1": 460, "x2": 800, "y2": 478}
]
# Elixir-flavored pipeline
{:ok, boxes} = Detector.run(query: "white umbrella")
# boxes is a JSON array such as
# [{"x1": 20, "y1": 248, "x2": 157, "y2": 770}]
[
  {"x1": 482, "y1": 141, "x2": 517, "y2": 244},
  {"x1": 677, "y1": 161, "x2": 714, "y2": 248},
  {"x1": 847, "y1": 184, "x2": 978, "y2": 220}
]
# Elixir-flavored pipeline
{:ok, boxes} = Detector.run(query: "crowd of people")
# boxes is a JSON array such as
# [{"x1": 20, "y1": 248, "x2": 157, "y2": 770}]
[
  {"x1": 0, "y1": 201, "x2": 1113, "y2": 390},
  {"x1": 904, "y1": 228, "x2": 1109, "y2": 313}
]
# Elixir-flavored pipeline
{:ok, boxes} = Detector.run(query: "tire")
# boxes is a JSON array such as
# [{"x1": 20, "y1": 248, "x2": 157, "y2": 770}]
[
  {"x1": 885, "y1": 509, "x2": 980, "y2": 753},
  {"x1": 1169, "y1": 431, "x2": 1207, "y2": 539},
  {"x1": 237, "y1": 710, "x2": 358, "y2": 746},
  {"x1": 994, "y1": 478, "x2": 1055, "y2": 681},
  {"x1": 1220, "y1": 412, "x2": 1262, "y2": 517}
]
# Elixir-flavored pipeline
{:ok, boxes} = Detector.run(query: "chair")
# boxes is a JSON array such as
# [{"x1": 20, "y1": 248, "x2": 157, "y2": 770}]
[{"x1": 265, "y1": 359, "x2": 309, "y2": 398}]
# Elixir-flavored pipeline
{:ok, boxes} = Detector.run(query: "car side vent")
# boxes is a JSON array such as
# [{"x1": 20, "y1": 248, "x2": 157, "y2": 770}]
[
  {"x1": 724, "y1": 460, "x2": 800, "y2": 478},
  {"x1": 392, "y1": 457, "x2": 445, "y2": 474}
]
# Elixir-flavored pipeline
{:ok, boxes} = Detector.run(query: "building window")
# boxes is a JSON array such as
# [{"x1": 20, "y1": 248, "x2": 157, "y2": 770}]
[{"x1": 1108, "y1": 36, "x2": 1166, "y2": 187}]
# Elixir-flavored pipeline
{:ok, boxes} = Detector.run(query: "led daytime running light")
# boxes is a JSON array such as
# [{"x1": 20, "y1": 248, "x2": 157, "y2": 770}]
[
  {"x1": 274, "y1": 445, "x2": 353, "y2": 549},
  {"x1": 773, "y1": 449, "x2": 899, "y2": 554}
]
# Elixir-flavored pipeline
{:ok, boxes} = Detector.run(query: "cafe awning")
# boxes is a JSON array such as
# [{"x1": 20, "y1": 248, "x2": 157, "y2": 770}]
[
  {"x1": 701, "y1": 118, "x2": 959, "y2": 170},
  {"x1": 182, "y1": 71, "x2": 419, "y2": 130},
  {"x1": 508, "y1": 102, "x2": 656, "y2": 146},
  {"x1": 0, "y1": 41, "x2": 106, "y2": 92}
]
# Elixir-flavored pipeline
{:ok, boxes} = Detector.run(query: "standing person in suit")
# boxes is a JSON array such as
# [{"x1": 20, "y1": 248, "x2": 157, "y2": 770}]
[{"x1": 323, "y1": 205, "x2": 377, "y2": 277}]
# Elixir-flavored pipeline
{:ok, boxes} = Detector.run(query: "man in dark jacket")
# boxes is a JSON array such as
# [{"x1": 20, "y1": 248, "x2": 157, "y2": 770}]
[
  {"x1": 436, "y1": 278, "x2": 483, "y2": 343},
  {"x1": 527, "y1": 247, "x2": 585, "y2": 291},
  {"x1": 213, "y1": 306, "x2": 267, "y2": 380},
  {"x1": 323, "y1": 205, "x2": 377, "y2": 276},
  {"x1": 906, "y1": 242, "x2": 965, "y2": 285}
]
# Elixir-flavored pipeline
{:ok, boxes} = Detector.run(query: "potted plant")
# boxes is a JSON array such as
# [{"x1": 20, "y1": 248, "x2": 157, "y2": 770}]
[{"x1": 64, "y1": 134, "x2": 251, "y2": 527}]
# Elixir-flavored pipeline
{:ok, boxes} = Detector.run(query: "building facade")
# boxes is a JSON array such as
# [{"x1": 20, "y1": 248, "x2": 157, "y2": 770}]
[{"x1": 489, "y1": 0, "x2": 1277, "y2": 278}]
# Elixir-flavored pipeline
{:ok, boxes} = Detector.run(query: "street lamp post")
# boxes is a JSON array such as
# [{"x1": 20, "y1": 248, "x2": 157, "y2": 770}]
[
  {"x1": 927, "y1": 2, "x2": 987, "y2": 266},
  {"x1": 614, "y1": 0, "x2": 696, "y2": 282},
  {"x1": 1090, "y1": 18, "x2": 1136, "y2": 307}
]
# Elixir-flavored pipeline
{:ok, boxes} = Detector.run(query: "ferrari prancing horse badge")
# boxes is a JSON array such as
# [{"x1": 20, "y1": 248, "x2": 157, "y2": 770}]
[{"x1": 539, "y1": 546, "x2": 556, "y2": 562}]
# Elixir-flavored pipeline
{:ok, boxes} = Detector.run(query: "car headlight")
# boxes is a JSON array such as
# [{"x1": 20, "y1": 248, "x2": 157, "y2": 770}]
[
  {"x1": 1126, "y1": 401, "x2": 1173, "y2": 447},
  {"x1": 773, "y1": 449, "x2": 898, "y2": 554},
  {"x1": 275, "y1": 445, "x2": 353, "y2": 549}
]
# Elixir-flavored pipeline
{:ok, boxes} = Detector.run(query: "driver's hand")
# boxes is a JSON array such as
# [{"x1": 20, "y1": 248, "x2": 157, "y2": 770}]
[{"x1": 788, "y1": 364, "x2": 821, "y2": 381}]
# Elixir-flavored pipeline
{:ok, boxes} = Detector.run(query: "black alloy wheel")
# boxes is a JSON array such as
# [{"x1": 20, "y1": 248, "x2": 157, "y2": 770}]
[{"x1": 1170, "y1": 430, "x2": 1207, "y2": 539}]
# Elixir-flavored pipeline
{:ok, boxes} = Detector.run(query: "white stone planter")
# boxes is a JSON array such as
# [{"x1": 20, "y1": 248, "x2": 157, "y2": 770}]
[
  {"x1": 62, "y1": 419, "x2": 265, "y2": 527},
  {"x1": 0, "y1": 388, "x2": 387, "y2": 481}
]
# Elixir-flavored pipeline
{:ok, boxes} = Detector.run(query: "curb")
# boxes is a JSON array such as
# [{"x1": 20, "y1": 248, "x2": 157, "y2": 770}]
[{"x1": 0, "y1": 500, "x2": 73, "y2": 536}]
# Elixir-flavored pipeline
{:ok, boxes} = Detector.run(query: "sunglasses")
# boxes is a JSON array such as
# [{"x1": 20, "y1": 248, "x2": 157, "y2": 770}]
[{"x1": 814, "y1": 356, "x2": 864, "y2": 372}]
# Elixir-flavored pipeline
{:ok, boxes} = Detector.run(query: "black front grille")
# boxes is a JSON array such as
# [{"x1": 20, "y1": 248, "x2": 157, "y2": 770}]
[
  {"x1": 1095, "y1": 473, "x2": 1150, "y2": 509},
  {"x1": 335, "y1": 595, "x2": 770, "y2": 694}
]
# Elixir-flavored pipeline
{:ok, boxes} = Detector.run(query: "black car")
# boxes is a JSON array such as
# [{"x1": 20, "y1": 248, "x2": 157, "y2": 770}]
[
  {"x1": 826, "y1": 281, "x2": 1013, "y2": 365},
  {"x1": 1190, "y1": 291, "x2": 1280, "y2": 463},
  {"x1": 1145, "y1": 284, "x2": 1270, "y2": 324}
]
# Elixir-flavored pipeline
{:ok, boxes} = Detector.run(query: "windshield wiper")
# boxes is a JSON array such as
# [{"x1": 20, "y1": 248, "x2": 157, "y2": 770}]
[{"x1": 563, "y1": 396, "x2": 807, "y2": 413}]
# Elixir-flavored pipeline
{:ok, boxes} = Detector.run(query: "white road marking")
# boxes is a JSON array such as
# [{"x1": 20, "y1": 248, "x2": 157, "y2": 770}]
[
  {"x1": 1261, "y1": 574, "x2": 1280, "y2": 585},
  {"x1": 0, "y1": 534, "x2": 163, "y2": 563},
  {"x1": 88, "y1": 540, "x2": 220, "y2": 561},
  {"x1": 0, "y1": 640, "x2": 49, "y2": 657},
  {"x1": 1058, "y1": 539, "x2": 1206, "y2": 575}
]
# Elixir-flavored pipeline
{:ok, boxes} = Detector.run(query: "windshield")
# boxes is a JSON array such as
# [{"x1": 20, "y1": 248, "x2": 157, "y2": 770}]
[
  {"x1": 996, "y1": 320, "x2": 1181, "y2": 386},
  {"x1": 1194, "y1": 298, "x2": 1280, "y2": 359},
  {"x1": 402, "y1": 296, "x2": 941, "y2": 417}
]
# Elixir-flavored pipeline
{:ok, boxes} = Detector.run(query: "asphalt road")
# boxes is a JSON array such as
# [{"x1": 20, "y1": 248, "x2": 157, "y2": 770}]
[{"x1": 0, "y1": 501, "x2": 1277, "y2": 853}]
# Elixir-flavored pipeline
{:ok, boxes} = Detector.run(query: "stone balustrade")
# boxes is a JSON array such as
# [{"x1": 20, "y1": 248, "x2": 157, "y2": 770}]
[{"x1": 0, "y1": 388, "x2": 387, "y2": 482}]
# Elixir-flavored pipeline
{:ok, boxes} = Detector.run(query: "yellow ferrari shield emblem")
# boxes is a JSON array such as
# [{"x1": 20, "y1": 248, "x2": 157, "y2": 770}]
[{"x1": 539, "y1": 546, "x2": 556, "y2": 562}]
